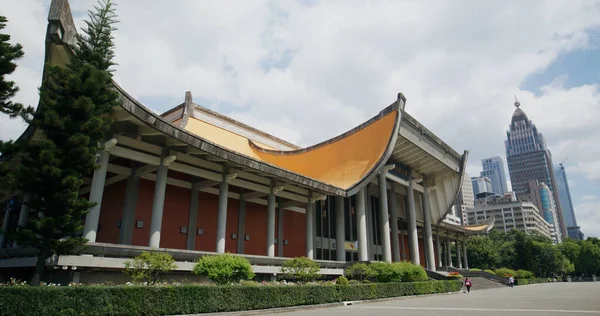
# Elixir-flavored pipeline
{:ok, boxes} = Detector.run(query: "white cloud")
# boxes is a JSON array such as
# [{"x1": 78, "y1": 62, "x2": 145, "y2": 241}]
[
  {"x1": 2, "y1": 0, "x2": 600, "y2": 236},
  {"x1": 575, "y1": 198, "x2": 600, "y2": 239}
]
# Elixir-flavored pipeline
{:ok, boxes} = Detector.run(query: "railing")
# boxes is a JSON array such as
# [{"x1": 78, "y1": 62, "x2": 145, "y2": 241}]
[
  {"x1": 446, "y1": 267, "x2": 509, "y2": 286},
  {"x1": 425, "y1": 269, "x2": 450, "y2": 280}
]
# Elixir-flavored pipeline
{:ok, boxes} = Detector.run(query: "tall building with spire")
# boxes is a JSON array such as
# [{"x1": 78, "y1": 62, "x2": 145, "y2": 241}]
[
  {"x1": 505, "y1": 98, "x2": 566, "y2": 238},
  {"x1": 555, "y1": 163, "x2": 584, "y2": 240},
  {"x1": 481, "y1": 156, "x2": 508, "y2": 196}
]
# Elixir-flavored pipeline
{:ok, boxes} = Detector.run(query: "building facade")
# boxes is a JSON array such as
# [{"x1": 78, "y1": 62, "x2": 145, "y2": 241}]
[
  {"x1": 505, "y1": 99, "x2": 566, "y2": 237},
  {"x1": 518, "y1": 180, "x2": 562, "y2": 244},
  {"x1": 554, "y1": 164, "x2": 584, "y2": 240},
  {"x1": 0, "y1": 0, "x2": 492, "y2": 284},
  {"x1": 467, "y1": 197, "x2": 553, "y2": 240},
  {"x1": 471, "y1": 176, "x2": 493, "y2": 197},
  {"x1": 455, "y1": 172, "x2": 475, "y2": 225},
  {"x1": 481, "y1": 156, "x2": 508, "y2": 196}
]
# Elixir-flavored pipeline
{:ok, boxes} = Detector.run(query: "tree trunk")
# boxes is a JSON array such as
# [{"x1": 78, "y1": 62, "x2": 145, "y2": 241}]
[{"x1": 30, "y1": 241, "x2": 51, "y2": 286}]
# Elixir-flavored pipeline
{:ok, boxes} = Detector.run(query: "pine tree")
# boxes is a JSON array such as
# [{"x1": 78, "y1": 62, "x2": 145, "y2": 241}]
[
  {"x1": 13, "y1": 0, "x2": 119, "y2": 286},
  {"x1": 0, "y1": 16, "x2": 33, "y2": 120}
]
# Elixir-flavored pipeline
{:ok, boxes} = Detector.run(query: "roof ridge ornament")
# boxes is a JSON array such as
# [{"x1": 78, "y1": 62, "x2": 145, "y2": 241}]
[{"x1": 514, "y1": 95, "x2": 520, "y2": 108}]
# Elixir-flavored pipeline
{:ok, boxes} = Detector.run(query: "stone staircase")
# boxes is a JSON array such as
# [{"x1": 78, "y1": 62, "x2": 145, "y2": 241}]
[{"x1": 463, "y1": 276, "x2": 508, "y2": 291}]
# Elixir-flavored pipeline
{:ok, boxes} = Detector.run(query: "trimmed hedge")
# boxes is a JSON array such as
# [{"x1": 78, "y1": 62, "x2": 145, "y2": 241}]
[
  {"x1": 0, "y1": 281, "x2": 461, "y2": 315},
  {"x1": 514, "y1": 278, "x2": 555, "y2": 286}
]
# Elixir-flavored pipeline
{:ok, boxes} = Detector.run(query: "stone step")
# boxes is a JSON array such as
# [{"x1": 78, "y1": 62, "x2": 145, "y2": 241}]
[{"x1": 462, "y1": 277, "x2": 508, "y2": 291}]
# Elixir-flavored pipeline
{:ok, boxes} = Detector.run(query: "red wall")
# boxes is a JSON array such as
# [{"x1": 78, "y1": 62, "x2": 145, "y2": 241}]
[
  {"x1": 96, "y1": 181, "x2": 127, "y2": 244},
  {"x1": 283, "y1": 211, "x2": 306, "y2": 258},
  {"x1": 131, "y1": 179, "x2": 154, "y2": 246},
  {"x1": 159, "y1": 185, "x2": 191, "y2": 249},
  {"x1": 417, "y1": 238, "x2": 426, "y2": 268},
  {"x1": 243, "y1": 201, "x2": 268, "y2": 256}
]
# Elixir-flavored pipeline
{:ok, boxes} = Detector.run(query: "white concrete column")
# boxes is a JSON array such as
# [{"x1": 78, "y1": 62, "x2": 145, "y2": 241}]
[
  {"x1": 335, "y1": 196, "x2": 346, "y2": 262},
  {"x1": 305, "y1": 200, "x2": 314, "y2": 259},
  {"x1": 17, "y1": 193, "x2": 31, "y2": 229},
  {"x1": 388, "y1": 187, "x2": 400, "y2": 262},
  {"x1": 421, "y1": 189, "x2": 436, "y2": 271},
  {"x1": 83, "y1": 143, "x2": 113, "y2": 242},
  {"x1": 237, "y1": 192, "x2": 246, "y2": 254},
  {"x1": 119, "y1": 166, "x2": 140, "y2": 245},
  {"x1": 0, "y1": 203, "x2": 11, "y2": 247},
  {"x1": 149, "y1": 155, "x2": 175, "y2": 248},
  {"x1": 456, "y1": 240, "x2": 462, "y2": 269},
  {"x1": 186, "y1": 183, "x2": 200, "y2": 250},
  {"x1": 406, "y1": 177, "x2": 420, "y2": 265},
  {"x1": 13, "y1": 193, "x2": 32, "y2": 248},
  {"x1": 277, "y1": 202, "x2": 284, "y2": 257},
  {"x1": 462, "y1": 239, "x2": 469, "y2": 269},
  {"x1": 446, "y1": 236, "x2": 452, "y2": 267},
  {"x1": 435, "y1": 233, "x2": 442, "y2": 268},
  {"x1": 378, "y1": 172, "x2": 392, "y2": 263},
  {"x1": 356, "y1": 187, "x2": 368, "y2": 262},
  {"x1": 266, "y1": 191, "x2": 276, "y2": 257},
  {"x1": 216, "y1": 171, "x2": 231, "y2": 254}
]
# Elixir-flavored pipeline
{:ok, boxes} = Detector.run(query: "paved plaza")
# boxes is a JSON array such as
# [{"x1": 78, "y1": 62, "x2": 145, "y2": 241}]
[{"x1": 267, "y1": 282, "x2": 600, "y2": 315}]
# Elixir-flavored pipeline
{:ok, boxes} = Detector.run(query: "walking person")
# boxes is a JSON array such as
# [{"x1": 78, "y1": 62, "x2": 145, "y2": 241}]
[
  {"x1": 464, "y1": 278, "x2": 472, "y2": 293},
  {"x1": 508, "y1": 276, "x2": 514, "y2": 288}
]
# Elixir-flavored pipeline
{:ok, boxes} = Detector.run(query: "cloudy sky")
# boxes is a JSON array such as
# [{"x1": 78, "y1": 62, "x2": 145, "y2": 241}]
[{"x1": 2, "y1": 0, "x2": 600, "y2": 238}]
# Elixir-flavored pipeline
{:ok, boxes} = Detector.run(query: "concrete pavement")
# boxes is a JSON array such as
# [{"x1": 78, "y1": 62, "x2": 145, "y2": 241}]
[{"x1": 265, "y1": 282, "x2": 600, "y2": 316}]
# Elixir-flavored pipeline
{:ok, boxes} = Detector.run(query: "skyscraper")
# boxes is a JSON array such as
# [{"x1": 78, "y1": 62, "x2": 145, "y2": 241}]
[
  {"x1": 456, "y1": 171, "x2": 475, "y2": 225},
  {"x1": 555, "y1": 164, "x2": 584, "y2": 240},
  {"x1": 505, "y1": 98, "x2": 566, "y2": 238},
  {"x1": 518, "y1": 180, "x2": 562, "y2": 244},
  {"x1": 471, "y1": 176, "x2": 493, "y2": 197},
  {"x1": 481, "y1": 156, "x2": 508, "y2": 196}
]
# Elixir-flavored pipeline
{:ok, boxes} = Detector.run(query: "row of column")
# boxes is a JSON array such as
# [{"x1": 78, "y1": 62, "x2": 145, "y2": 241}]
[
  {"x1": 437, "y1": 233, "x2": 469, "y2": 269},
  {"x1": 73, "y1": 145, "x2": 469, "y2": 268}
]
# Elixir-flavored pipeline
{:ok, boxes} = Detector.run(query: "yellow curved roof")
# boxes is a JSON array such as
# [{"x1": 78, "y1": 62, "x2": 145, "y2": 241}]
[{"x1": 183, "y1": 108, "x2": 399, "y2": 190}]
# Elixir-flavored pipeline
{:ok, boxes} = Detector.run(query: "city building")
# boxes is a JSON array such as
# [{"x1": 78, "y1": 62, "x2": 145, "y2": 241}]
[
  {"x1": 481, "y1": 156, "x2": 508, "y2": 196},
  {"x1": 455, "y1": 172, "x2": 475, "y2": 225},
  {"x1": 0, "y1": 0, "x2": 493, "y2": 284},
  {"x1": 505, "y1": 98, "x2": 566, "y2": 237},
  {"x1": 471, "y1": 176, "x2": 493, "y2": 197},
  {"x1": 517, "y1": 180, "x2": 562, "y2": 243},
  {"x1": 555, "y1": 164, "x2": 584, "y2": 240},
  {"x1": 467, "y1": 196, "x2": 553, "y2": 240}
]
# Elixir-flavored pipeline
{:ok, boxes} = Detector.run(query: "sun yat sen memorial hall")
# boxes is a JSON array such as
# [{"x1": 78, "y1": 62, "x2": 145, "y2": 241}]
[{"x1": 0, "y1": 0, "x2": 493, "y2": 283}]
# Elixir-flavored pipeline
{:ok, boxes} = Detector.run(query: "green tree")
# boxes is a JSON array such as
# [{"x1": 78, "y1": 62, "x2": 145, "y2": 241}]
[
  {"x1": 124, "y1": 251, "x2": 177, "y2": 285},
  {"x1": 193, "y1": 254, "x2": 255, "y2": 285},
  {"x1": 466, "y1": 235, "x2": 500, "y2": 269},
  {"x1": 558, "y1": 238, "x2": 580, "y2": 272},
  {"x1": 578, "y1": 239, "x2": 600, "y2": 276},
  {"x1": 0, "y1": 16, "x2": 33, "y2": 120},
  {"x1": 281, "y1": 256, "x2": 320, "y2": 283},
  {"x1": 12, "y1": 0, "x2": 119, "y2": 286}
]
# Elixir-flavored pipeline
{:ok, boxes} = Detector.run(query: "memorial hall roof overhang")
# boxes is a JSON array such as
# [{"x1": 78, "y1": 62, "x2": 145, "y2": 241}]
[{"x1": 4, "y1": 0, "x2": 468, "y2": 219}]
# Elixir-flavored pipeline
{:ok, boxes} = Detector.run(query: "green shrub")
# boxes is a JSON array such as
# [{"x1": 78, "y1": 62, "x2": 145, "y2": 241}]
[
  {"x1": 494, "y1": 268, "x2": 517, "y2": 278},
  {"x1": 447, "y1": 274, "x2": 463, "y2": 279},
  {"x1": 123, "y1": 251, "x2": 177, "y2": 285},
  {"x1": 396, "y1": 262, "x2": 428, "y2": 282},
  {"x1": 484, "y1": 269, "x2": 495, "y2": 275},
  {"x1": 0, "y1": 281, "x2": 462, "y2": 315},
  {"x1": 336, "y1": 276, "x2": 349, "y2": 285},
  {"x1": 193, "y1": 254, "x2": 255, "y2": 285},
  {"x1": 370, "y1": 262, "x2": 402, "y2": 283},
  {"x1": 281, "y1": 257, "x2": 320, "y2": 283},
  {"x1": 515, "y1": 269, "x2": 534, "y2": 279},
  {"x1": 345, "y1": 263, "x2": 375, "y2": 281},
  {"x1": 362, "y1": 279, "x2": 371, "y2": 284},
  {"x1": 469, "y1": 268, "x2": 482, "y2": 272},
  {"x1": 369, "y1": 262, "x2": 428, "y2": 283},
  {"x1": 348, "y1": 280, "x2": 360, "y2": 285}
]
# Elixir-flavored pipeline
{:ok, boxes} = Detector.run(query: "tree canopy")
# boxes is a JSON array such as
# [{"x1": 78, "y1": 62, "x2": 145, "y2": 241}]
[
  {"x1": 467, "y1": 230, "x2": 598, "y2": 277},
  {"x1": 5, "y1": 0, "x2": 120, "y2": 286}
]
